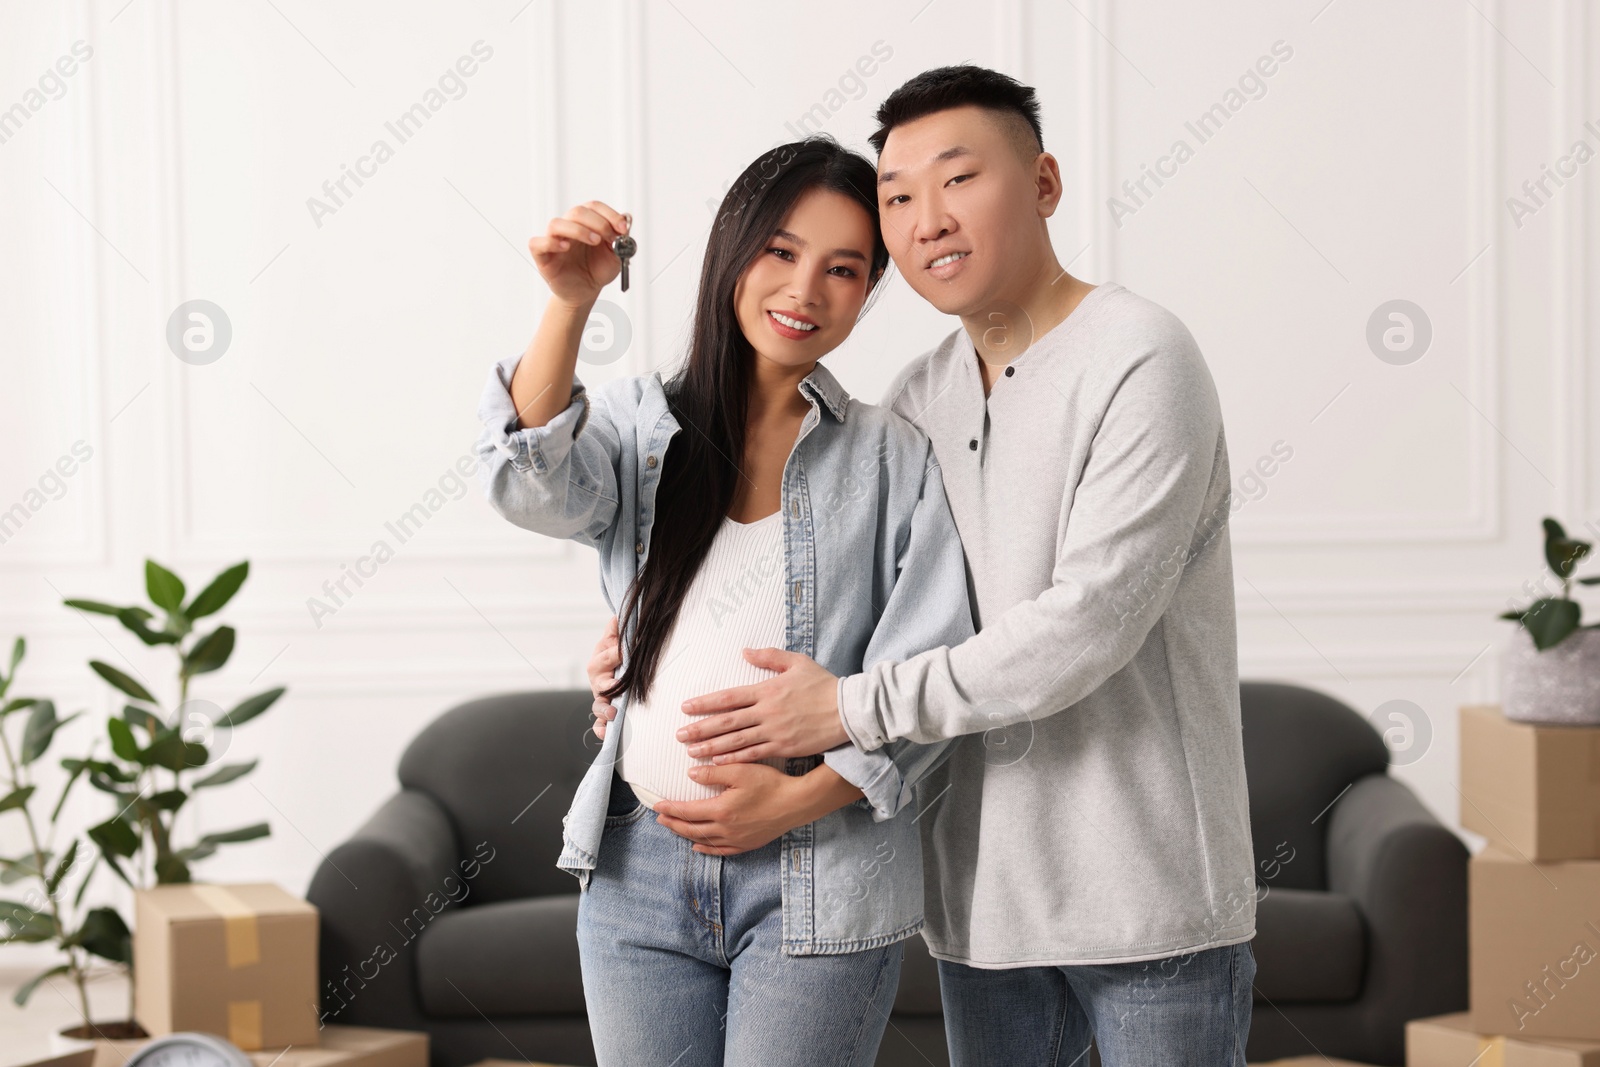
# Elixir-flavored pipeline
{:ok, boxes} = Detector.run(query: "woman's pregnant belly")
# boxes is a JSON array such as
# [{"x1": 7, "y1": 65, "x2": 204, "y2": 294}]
[{"x1": 617, "y1": 514, "x2": 790, "y2": 807}]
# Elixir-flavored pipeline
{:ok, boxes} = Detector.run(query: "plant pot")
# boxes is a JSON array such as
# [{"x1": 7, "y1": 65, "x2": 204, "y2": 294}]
[
  {"x1": 1502, "y1": 625, "x2": 1600, "y2": 724},
  {"x1": 52, "y1": 1019, "x2": 150, "y2": 1060}
]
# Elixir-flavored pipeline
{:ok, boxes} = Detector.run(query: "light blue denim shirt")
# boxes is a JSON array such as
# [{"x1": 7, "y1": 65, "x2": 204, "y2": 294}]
[{"x1": 474, "y1": 351, "x2": 975, "y2": 955}]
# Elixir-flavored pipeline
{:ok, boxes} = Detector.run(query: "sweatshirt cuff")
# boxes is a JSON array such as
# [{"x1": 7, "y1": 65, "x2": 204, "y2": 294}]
[{"x1": 837, "y1": 671, "x2": 887, "y2": 752}]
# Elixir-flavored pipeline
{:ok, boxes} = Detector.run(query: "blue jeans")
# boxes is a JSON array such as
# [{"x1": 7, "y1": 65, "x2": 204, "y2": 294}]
[
  {"x1": 938, "y1": 940, "x2": 1256, "y2": 1066},
  {"x1": 575, "y1": 771, "x2": 904, "y2": 1066}
]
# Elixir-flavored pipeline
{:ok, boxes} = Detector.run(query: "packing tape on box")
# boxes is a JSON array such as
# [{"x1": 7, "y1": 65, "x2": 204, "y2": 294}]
[
  {"x1": 189, "y1": 883, "x2": 261, "y2": 967},
  {"x1": 1475, "y1": 1035, "x2": 1507, "y2": 1067},
  {"x1": 228, "y1": 999, "x2": 263, "y2": 1050}
]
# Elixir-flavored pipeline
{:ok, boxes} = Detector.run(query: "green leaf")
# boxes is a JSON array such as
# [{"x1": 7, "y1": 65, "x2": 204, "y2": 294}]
[
  {"x1": 100, "y1": 851, "x2": 132, "y2": 890},
  {"x1": 185, "y1": 562, "x2": 249, "y2": 620},
  {"x1": 6, "y1": 636, "x2": 21, "y2": 678},
  {"x1": 182, "y1": 627, "x2": 235, "y2": 679},
  {"x1": 174, "y1": 841, "x2": 218, "y2": 863},
  {"x1": 192, "y1": 759, "x2": 257, "y2": 789},
  {"x1": 46, "y1": 840, "x2": 79, "y2": 896},
  {"x1": 1542, "y1": 518, "x2": 1592, "y2": 578},
  {"x1": 154, "y1": 853, "x2": 191, "y2": 884},
  {"x1": 143, "y1": 729, "x2": 206, "y2": 772},
  {"x1": 0, "y1": 899, "x2": 55, "y2": 942},
  {"x1": 51, "y1": 759, "x2": 87, "y2": 822},
  {"x1": 10, "y1": 964, "x2": 69, "y2": 1007},
  {"x1": 218, "y1": 687, "x2": 284, "y2": 728},
  {"x1": 1522, "y1": 597, "x2": 1583, "y2": 650},
  {"x1": 198, "y1": 822, "x2": 270, "y2": 845},
  {"x1": 88, "y1": 815, "x2": 140, "y2": 858},
  {"x1": 22, "y1": 704, "x2": 79, "y2": 765},
  {"x1": 1579, "y1": 576, "x2": 1600, "y2": 586},
  {"x1": 0, "y1": 786, "x2": 35, "y2": 813},
  {"x1": 19, "y1": 700, "x2": 56, "y2": 764},
  {"x1": 121, "y1": 704, "x2": 163, "y2": 737},
  {"x1": 73, "y1": 854, "x2": 100, "y2": 907},
  {"x1": 89, "y1": 661, "x2": 156, "y2": 704},
  {"x1": 145, "y1": 560, "x2": 186, "y2": 614},
  {"x1": 0, "y1": 856, "x2": 44, "y2": 884},
  {"x1": 73, "y1": 906, "x2": 131, "y2": 964},
  {"x1": 62, "y1": 599, "x2": 124, "y2": 617},
  {"x1": 117, "y1": 607, "x2": 181, "y2": 647},
  {"x1": 107, "y1": 718, "x2": 142, "y2": 763},
  {"x1": 1, "y1": 697, "x2": 37, "y2": 719},
  {"x1": 144, "y1": 789, "x2": 187, "y2": 812}
]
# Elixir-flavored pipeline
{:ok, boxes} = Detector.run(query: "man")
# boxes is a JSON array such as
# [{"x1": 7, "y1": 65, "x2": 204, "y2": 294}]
[{"x1": 587, "y1": 66, "x2": 1257, "y2": 1066}]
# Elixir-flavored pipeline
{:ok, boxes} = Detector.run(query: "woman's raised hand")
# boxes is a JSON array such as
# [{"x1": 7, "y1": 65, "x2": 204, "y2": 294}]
[{"x1": 530, "y1": 201, "x2": 631, "y2": 308}]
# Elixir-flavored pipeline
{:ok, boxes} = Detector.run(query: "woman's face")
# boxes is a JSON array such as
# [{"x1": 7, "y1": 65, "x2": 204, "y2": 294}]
[{"x1": 732, "y1": 186, "x2": 878, "y2": 371}]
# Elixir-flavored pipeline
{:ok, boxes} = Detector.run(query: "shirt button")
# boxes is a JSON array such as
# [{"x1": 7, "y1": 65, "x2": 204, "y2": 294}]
[
  {"x1": 635, "y1": 541, "x2": 644, "y2": 554},
  {"x1": 968, "y1": 439, "x2": 978, "y2": 450},
  {"x1": 646, "y1": 455, "x2": 657, "y2": 468},
  {"x1": 1005, "y1": 366, "x2": 1015, "y2": 377}
]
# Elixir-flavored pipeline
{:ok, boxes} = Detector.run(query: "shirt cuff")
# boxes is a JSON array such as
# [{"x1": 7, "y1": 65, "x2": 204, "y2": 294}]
[
  {"x1": 819, "y1": 744, "x2": 900, "y2": 822},
  {"x1": 477, "y1": 352, "x2": 589, "y2": 473}
]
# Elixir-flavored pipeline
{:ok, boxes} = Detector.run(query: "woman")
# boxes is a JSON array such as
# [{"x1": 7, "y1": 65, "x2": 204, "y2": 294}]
[{"x1": 473, "y1": 137, "x2": 974, "y2": 1066}]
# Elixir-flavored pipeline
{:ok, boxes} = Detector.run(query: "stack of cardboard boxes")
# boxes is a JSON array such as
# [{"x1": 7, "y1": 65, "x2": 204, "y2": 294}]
[{"x1": 1404, "y1": 705, "x2": 1600, "y2": 1066}]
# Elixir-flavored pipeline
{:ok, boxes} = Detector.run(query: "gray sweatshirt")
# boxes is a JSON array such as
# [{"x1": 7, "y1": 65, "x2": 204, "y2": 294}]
[{"x1": 836, "y1": 281, "x2": 1257, "y2": 968}]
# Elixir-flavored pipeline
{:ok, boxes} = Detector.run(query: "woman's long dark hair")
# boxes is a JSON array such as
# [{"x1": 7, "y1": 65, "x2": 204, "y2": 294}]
[{"x1": 602, "y1": 136, "x2": 891, "y2": 705}]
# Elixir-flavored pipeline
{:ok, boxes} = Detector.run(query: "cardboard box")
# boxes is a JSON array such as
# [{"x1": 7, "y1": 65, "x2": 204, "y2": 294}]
[
  {"x1": 1460, "y1": 705, "x2": 1600, "y2": 861},
  {"x1": 134, "y1": 882, "x2": 319, "y2": 1050},
  {"x1": 91, "y1": 1025, "x2": 425, "y2": 1067},
  {"x1": 1409, "y1": 1012, "x2": 1600, "y2": 1065},
  {"x1": 1470, "y1": 848, "x2": 1600, "y2": 1039}
]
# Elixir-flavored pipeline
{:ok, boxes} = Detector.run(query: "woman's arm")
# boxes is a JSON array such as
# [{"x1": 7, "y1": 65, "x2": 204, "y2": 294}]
[
  {"x1": 474, "y1": 202, "x2": 633, "y2": 547},
  {"x1": 513, "y1": 200, "x2": 629, "y2": 425}
]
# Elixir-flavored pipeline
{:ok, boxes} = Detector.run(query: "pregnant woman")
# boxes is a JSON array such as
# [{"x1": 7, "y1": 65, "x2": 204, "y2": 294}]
[{"x1": 473, "y1": 136, "x2": 975, "y2": 1066}]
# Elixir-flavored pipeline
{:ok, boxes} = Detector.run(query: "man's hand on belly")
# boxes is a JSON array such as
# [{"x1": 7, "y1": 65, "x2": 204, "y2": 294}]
[
  {"x1": 676, "y1": 646, "x2": 848, "y2": 761},
  {"x1": 652, "y1": 761, "x2": 862, "y2": 855}
]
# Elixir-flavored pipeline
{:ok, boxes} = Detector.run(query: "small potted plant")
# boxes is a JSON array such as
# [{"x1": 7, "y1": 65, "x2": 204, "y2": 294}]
[{"x1": 1498, "y1": 517, "x2": 1600, "y2": 724}]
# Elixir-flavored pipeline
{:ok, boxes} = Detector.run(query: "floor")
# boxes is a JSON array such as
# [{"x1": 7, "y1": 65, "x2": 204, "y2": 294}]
[
  {"x1": 0, "y1": 964, "x2": 135, "y2": 1066},
  {"x1": 0, "y1": 966, "x2": 1372, "y2": 1067}
]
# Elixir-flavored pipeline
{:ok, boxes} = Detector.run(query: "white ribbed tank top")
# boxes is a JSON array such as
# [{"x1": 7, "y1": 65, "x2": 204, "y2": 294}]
[{"x1": 617, "y1": 510, "x2": 790, "y2": 807}]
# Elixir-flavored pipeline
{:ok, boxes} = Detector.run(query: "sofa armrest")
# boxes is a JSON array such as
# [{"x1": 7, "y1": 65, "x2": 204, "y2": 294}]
[
  {"x1": 1323, "y1": 772, "x2": 1469, "y2": 1056},
  {"x1": 306, "y1": 788, "x2": 462, "y2": 1031}
]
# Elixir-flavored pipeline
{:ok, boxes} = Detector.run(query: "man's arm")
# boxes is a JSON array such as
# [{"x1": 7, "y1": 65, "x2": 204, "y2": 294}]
[
  {"x1": 840, "y1": 342, "x2": 1227, "y2": 749},
  {"x1": 678, "y1": 339, "x2": 1228, "y2": 758}
]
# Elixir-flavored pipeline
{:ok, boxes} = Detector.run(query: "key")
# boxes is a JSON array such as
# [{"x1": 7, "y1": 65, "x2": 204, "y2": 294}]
[{"x1": 611, "y1": 234, "x2": 637, "y2": 292}]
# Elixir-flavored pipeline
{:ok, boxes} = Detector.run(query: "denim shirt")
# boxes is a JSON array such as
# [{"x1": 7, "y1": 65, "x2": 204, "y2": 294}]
[{"x1": 474, "y1": 351, "x2": 976, "y2": 955}]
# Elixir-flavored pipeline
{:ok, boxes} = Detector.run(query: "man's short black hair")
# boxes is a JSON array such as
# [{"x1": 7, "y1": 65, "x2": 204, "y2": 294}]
[{"x1": 868, "y1": 65, "x2": 1044, "y2": 162}]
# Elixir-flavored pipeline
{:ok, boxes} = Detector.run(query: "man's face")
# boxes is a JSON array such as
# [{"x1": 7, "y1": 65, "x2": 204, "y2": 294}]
[{"x1": 875, "y1": 104, "x2": 1051, "y2": 317}]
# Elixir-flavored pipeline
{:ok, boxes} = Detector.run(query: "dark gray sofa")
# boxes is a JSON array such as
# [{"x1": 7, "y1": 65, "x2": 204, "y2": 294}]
[{"x1": 307, "y1": 681, "x2": 1466, "y2": 1066}]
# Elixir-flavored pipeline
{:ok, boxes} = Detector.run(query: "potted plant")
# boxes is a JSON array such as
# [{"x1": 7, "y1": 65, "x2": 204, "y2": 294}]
[
  {"x1": 0, "y1": 636, "x2": 143, "y2": 1047},
  {"x1": 0, "y1": 558, "x2": 285, "y2": 1048},
  {"x1": 1498, "y1": 517, "x2": 1600, "y2": 724}
]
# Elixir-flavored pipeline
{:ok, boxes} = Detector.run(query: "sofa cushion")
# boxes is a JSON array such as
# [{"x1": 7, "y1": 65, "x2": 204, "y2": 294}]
[
  {"x1": 417, "y1": 895, "x2": 585, "y2": 1016},
  {"x1": 1251, "y1": 887, "x2": 1366, "y2": 1003},
  {"x1": 893, "y1": 934, "x2": 944, "y2": 1015}
]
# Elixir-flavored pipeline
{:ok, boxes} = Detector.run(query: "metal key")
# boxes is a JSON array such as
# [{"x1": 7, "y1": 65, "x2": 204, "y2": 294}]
[{"x1": 611, "y1": 233, "x2": 637, "y2": 292}]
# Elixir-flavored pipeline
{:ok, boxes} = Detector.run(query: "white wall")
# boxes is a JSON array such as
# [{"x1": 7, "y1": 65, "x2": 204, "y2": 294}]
[{"x1": 1, "y1": 0, "x2": 1593, "y2": 961}]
